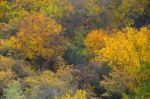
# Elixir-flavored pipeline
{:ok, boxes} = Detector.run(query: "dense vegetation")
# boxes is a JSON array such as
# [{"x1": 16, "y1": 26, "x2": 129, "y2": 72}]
[{"x1": 0, "y1": 0, "x2": 150, "y2": 99}]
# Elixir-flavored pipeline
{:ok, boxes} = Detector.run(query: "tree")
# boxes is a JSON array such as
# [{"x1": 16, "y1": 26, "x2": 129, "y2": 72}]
[
  {"x1": 96, "y1": 27, "x2": 149, "y2": 98},
  {"x1": 85, "y1": 26, "x2": 150, "y2": 97},
  {"x1": 4, "y1": 13, "x2": 62, "y2": 59},
  {"x1": 96, "y1": 27, "x2": 150, "y2": 73}
]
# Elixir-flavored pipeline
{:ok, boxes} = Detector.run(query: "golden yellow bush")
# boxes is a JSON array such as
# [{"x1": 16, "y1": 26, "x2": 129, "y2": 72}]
[{"x1": 55, "y1": 90, "x2": 87, "y2": 99}]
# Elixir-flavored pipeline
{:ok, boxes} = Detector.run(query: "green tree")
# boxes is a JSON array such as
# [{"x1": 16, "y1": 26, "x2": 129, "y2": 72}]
[{"x1": 3, "y1": 81, "x2": 25, "y2": 99}]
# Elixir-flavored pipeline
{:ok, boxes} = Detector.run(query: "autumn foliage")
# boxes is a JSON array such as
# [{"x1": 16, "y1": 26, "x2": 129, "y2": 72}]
[
  {"x1": 85, "y1": 26, "x2": 150, "y2": 98},
  {"x1": 0, "y1": 0, "x2": 150, "y2": 99},
  {"x1": 4, "y1": 13, "x2": 62, "y2": 59}
]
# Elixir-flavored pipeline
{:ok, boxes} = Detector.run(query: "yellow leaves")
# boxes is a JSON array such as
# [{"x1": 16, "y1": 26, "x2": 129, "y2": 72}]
[
  {"x1": 85, "y1": 26, "x2": 150, "y2": 74},
  {"x1": 4, "y1": 13, "x2": 62, "y2": 59},
  {"x1": 101, "y1": 36, "x2": 140, "y2": 70},
  {"x1": 73, "y1": 90, "x2": 87, "y2": 99},
  {"x1": 55, "y1": 90, "x2": 87, "y2": 99},
  {"x1": 99, "y1": 27, "x2": 150, "y2": 95},
  {"x1": 134, "y1": 27, "x2": 150, "y2": 63},
  {"x1": 84, "y1": 29, "x2": 107, "y2": 56}
]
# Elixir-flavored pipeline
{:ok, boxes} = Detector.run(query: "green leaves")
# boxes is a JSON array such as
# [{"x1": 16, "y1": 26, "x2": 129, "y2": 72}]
[{"x1": 3, "y1": 81, "x2": 25, "y2": 99}]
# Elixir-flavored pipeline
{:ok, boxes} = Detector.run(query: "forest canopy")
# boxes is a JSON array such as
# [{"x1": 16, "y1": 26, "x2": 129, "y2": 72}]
[{"x1": 0, "y1": 0, "x2": 150, "y2": 99}]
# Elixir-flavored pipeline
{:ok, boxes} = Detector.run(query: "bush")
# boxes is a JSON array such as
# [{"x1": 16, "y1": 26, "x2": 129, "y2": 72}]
[{"x1": 3, "y1": 81, "x2": 25, "y2": 99}]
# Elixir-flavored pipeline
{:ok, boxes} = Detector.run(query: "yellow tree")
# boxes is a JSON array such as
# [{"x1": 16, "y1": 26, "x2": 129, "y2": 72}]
[
  {"x1": 96, "y1": 27, "x2": 150, "y2": 73},
  {"x1": 85, "y1": 26, "x2": 150, "y2": 96},
  {"x1": 4, "y1": 13, "x2": 62, "y2": 59},
  {"x1": 85, "y1": 27, "x2": 150, "y2": 73}
]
